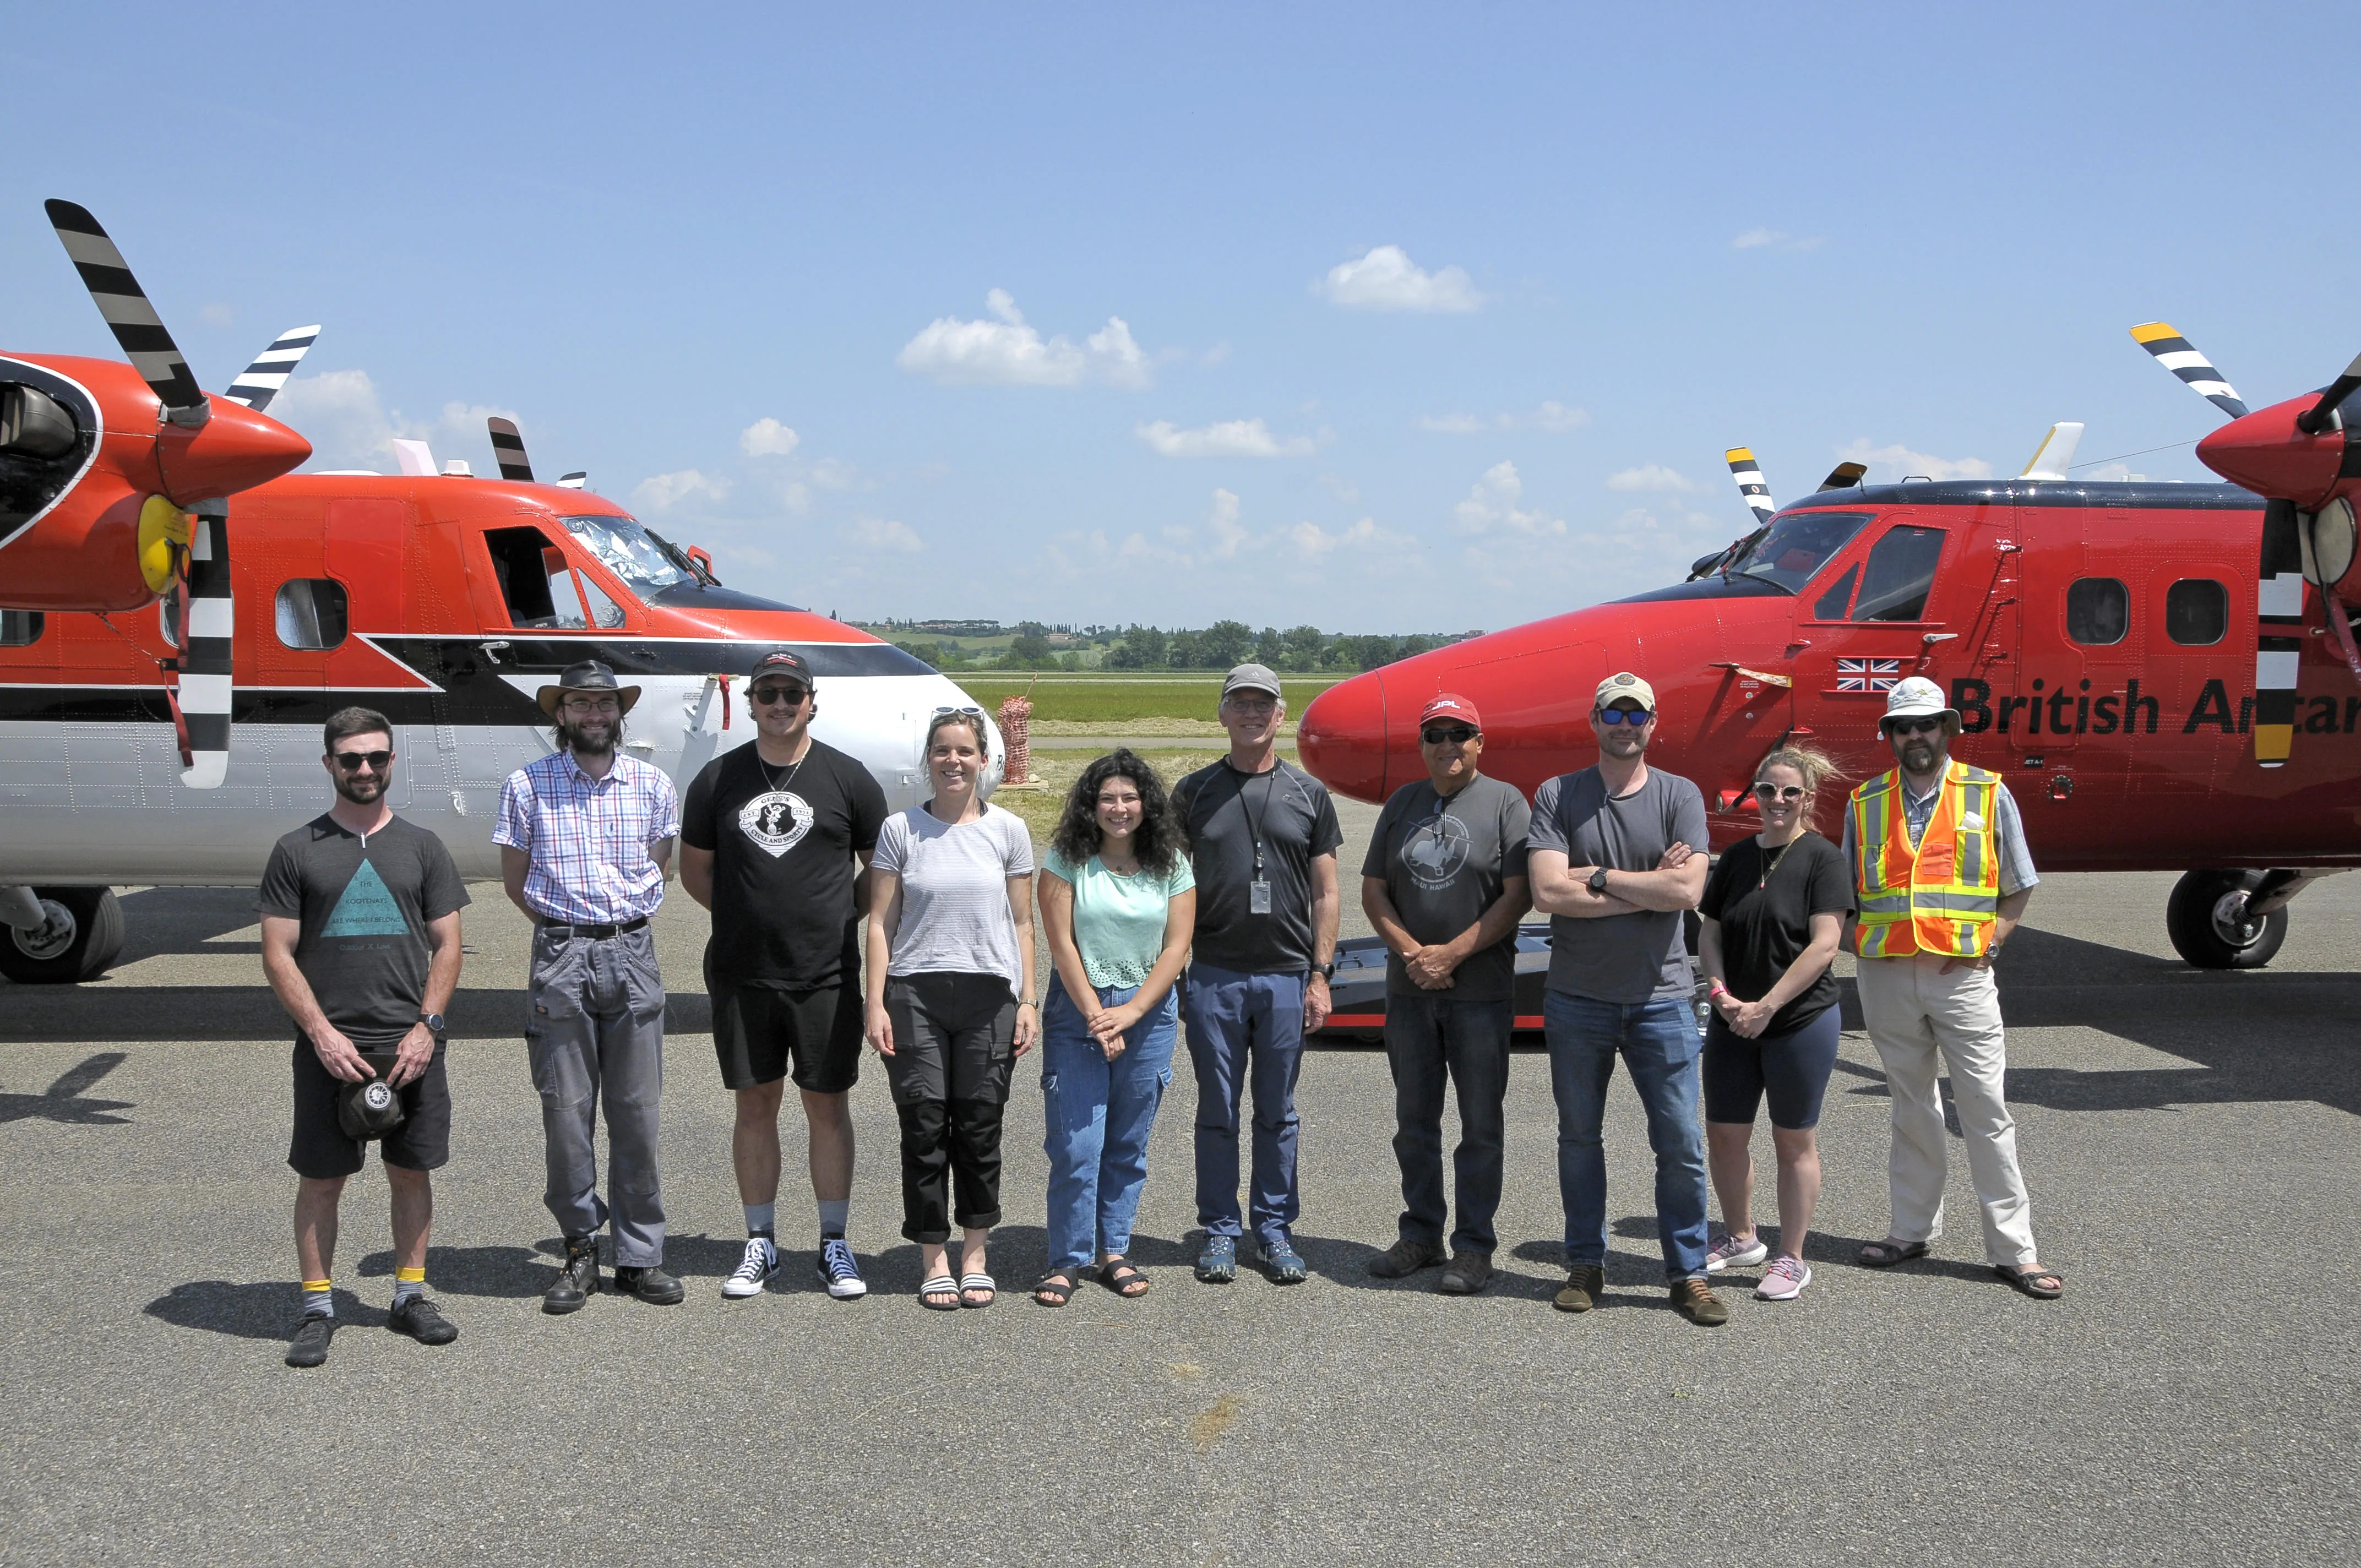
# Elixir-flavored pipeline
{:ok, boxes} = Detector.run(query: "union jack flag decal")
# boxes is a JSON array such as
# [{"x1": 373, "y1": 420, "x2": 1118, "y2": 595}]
[{"x1": 1836, "y1": 657, "x2": 1903, "y2": 692}]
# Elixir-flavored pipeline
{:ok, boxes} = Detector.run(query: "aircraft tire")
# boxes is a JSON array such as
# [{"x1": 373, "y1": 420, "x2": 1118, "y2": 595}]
[
  {"x1": 2164, "y1": 870, "x2": 2288, "y2": 971},
  {"x1": 0, "y1": 888, "x2": 124, "y2": 985}
]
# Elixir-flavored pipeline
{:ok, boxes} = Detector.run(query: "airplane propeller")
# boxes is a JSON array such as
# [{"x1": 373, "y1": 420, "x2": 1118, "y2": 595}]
[
  {"x1": 43, "y1": 200, "x2": 312, "y2": 788},
  {"x1": 2130, "y1": 320, "x2": 2361, "y2": 768}
]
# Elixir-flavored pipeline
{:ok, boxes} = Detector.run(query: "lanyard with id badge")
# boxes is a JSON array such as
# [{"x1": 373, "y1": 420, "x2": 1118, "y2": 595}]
[{"x1": 1243, "y1": 767, "x2": 1280, "y2": 914}]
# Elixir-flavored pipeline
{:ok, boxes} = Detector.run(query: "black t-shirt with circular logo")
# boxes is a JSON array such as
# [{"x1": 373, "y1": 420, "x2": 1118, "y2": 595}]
[{"x1": 682, "y1": 737, "x2": 889, "y2": 990}]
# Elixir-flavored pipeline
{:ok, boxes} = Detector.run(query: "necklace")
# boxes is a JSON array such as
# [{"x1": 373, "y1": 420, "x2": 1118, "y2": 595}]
[
  {"x1": 758, "y1": 738, "x2": 811, "y2": 796},
  {"x1": 1758, "y1": 836, "x2": 1794, "y2": 890}
]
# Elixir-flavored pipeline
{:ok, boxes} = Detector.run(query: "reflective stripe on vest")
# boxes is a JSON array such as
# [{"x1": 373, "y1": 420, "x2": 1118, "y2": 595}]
[{"x1": 1849, "y1": 762, "x2": 2001, "y2": 959}]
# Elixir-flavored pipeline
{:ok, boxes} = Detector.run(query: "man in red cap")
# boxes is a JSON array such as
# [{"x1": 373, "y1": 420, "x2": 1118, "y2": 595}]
[{"x1": 1359, "y1": 693, "x2": 1531, "y2": 1294}]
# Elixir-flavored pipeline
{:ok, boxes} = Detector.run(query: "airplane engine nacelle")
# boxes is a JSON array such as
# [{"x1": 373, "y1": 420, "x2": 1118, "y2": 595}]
[{"x1": 2303, "y1": 494, "x2": 2361, "y2": 601}]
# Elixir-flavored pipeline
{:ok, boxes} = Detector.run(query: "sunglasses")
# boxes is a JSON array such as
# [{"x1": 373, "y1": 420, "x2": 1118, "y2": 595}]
[
  {"x1": 1421, "y1": 725, "x2": 1479, "y2": 745},
  {"x1": 1752, "y1": 782, "x2": 1807, "y2": 802},
  {"x1": 932, "y1": 705, "x2": 984, "y2": 718},
  {"x1": 749, "y1": 683, "x2": 809, "y2": 706},
  {"x1": 1885, "y1": 717, "x2": 1944, "y2": 737},
  {"x1": 1596, "y1": 706, "x2": 1654, "y2": 725},
  {"x1": 332, "y1": 750, "x2": 393, "y2": 772}
]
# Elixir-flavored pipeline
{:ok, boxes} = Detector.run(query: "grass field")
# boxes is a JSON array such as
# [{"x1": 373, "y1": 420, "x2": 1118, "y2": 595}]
[
  {"x1": 950, "y1": 675, "x2": 1340, "y2": 727},
  {"x1": 989, "y1": 746, "x2": 1228, "y2": 841}
]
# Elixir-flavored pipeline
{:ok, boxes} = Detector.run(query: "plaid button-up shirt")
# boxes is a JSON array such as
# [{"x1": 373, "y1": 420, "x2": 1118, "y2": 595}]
[{"x1": 494, "y1": 750, "x2": 682, "y2": 924}]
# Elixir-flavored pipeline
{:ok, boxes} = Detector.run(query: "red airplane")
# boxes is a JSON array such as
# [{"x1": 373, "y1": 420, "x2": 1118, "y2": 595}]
[{"x1": 1301, "y1": 353, "x2": 2361, "y2": 976}]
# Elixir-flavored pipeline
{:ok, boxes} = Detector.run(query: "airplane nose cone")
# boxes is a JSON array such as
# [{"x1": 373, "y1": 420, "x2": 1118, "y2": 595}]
[
  {"x1": 1298, "y1": 670, "x2": 1391, "y2": 804},
  {"x1": 2194, "y1": 400, "x2": 2346, "y2": 507},
  {"x1": 156, "y1": 396, "x2": 313, "y2": 503}
]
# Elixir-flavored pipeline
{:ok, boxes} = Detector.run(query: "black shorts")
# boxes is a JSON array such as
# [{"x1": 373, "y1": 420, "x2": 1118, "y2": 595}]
[
  {"x1": 711, "y1": 980, "x2": 864, "y2": 1094},
  {"x1": 289, "y1": 1039, "x2": 451, "y2": 1180},
  {"x1": 1702, "y1": 1006, "x2": 1842, "y2": 1131}
]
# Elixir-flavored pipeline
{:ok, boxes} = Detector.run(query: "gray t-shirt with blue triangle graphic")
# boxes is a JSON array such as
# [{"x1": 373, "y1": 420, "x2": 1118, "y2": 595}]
[{"x1": 260, "y1": 814, "x2": 470, "y2": 1050}]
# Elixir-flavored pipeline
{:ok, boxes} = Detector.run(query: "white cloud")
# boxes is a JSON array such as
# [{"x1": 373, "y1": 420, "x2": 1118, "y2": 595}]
[
  {"x1": 740, "y1": 417, "x2": 800, "y2": 458},
  {"x1": 1423, "y1": 401, "x2": 1588, "y2": 435},
  {"x1": 1531, "y1": 400, "x2": 1590, "y2": 433},
  {"x1": 1606, "y1": 464, "x2": 1696, "y2": 493},
  {"x1": 1733, "y1": 227, "x2": 1825, "y2": 253},
  {"x1": 1205, "y1": 488, "x2": 1249, "y2": 558},
  {"x1": 1319, "y1": 472, "x2": 1361, "y2": 504},
  {"x1": 1318, "y1": 245, "x2": 1482, "y2": 313},
  {"x1": 633, "y1": 469, "x2": 731, "y2": 511},
  {"x1": 271, "y1": 371, "x2": 527, "y2": 475},
  {"x1": 1450, "y1": 461, "x2": 1566, "y2": 537},
  {"x1": 1135, "y1": 418, "x2": 1315, "y2": 459},
  {"x1": 1835, "y1": 438, "x2": 1993, "y2": 483},
  {"x1": 896, "y1": 288, "x2": 1152, "y2": 388},
  {"x1": 1420, "y1": 413, "x2": 1487, "y2": 434},
  {"x1": 1289, "y1": 515, "x2": 1379, "y2": 560},
  {"x1": 847, "y1": 517, "x2": 923, "y2": 554}
]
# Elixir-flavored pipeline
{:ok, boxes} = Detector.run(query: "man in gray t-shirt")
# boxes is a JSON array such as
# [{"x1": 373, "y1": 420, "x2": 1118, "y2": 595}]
[
  {"x1": 1360, "y1": 693, "x2": 1530, "y2": 1293},
  {"x1": 1525, "y1": 670, "x2": 1725, "y2": 1326}
]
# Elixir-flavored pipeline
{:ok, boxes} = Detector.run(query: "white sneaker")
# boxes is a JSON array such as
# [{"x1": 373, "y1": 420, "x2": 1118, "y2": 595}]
[
  {"x1": 817, "y1": 1237, "x2": 868, "y2": 1299},
  {"x1": 1755, "y1": 1254, "x2": 1812, "y2": 1300},
  {"x1": 721, "y1": 1236, "x2": 779, "y2": 1299},
  {"x1": 1705, "y1": 1232, "x2": 1769, "y2": 1273}
]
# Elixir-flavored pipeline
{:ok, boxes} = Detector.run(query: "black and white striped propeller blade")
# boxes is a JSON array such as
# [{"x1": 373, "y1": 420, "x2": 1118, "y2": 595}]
[
  {"x1": 43, "y1": 199, "x2": 208, "y2": 426},
  {"x1": 221, "y1": 326, "x2": 320, "y2": 413},
  {"x1": 1725, "y1": 448, "x2": 1777, "y2": 524},
  {"x1": 2130, "y1": 323, "x2": 2250, "y2": 419},
  {"x1": 487, "y1": 417, "x2": 535, "y2": 482}
]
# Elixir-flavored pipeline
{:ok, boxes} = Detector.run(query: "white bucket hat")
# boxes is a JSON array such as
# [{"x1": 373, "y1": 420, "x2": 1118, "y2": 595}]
[{"x1": 1881, "y1": 675, "x2": 1957, "y2": 729}]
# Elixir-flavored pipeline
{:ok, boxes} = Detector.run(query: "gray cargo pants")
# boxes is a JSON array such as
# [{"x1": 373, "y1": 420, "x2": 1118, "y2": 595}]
[{"x1": 525, "y1": 923, "x2": 667, "y2": 1266}]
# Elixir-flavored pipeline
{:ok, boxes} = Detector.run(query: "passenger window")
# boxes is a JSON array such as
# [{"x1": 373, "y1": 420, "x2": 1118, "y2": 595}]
[
  {"x1": 1851, "y1": 526, "x2": 1946, "y2": 622},
  {"x1": 576, "y1": 568, "x2": 627, "y2": 630},
  {"x1": 0, "y1": 609, "x2": 41, "y2": 646},
  {"x1": 2066, "y1": 578, "x2": 2129, "y2": 645},
  {"x1": 2167, "y1": 578, "x2": 2228, "y2": 646},
  {"x1": 1811, "y1": 564, "x2": 1859, "y2": 620},
  {"x1": 274, "y1": 579, "x2": 349, "y2": 651}
]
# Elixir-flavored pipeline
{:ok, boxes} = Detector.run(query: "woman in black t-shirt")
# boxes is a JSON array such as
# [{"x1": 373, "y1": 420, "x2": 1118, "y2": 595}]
[{"x1": 1696, "y1": 745, "x2": 1851, "y2": 1302}]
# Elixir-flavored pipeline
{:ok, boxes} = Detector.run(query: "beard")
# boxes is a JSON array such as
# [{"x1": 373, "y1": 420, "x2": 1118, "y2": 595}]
[
  {"x1": 333, "y1": 769, "x2": 387, "y2": 805},
  {"x1": 555, "y1": 714, "x2": 622, "y2": 756}
]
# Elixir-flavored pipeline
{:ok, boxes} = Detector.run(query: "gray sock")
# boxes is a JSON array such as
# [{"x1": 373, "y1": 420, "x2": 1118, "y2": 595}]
[
  {"x1": 744, "y1": 1201, "x2": 776, "y2": 1237},
  {"x1": 391, "y1": 1276, "x2": 423, "y2": 1309},
  {"x1": 301, "y1": 1280, "x2": 334, "y2": 1320},
  {"x1": 817, "y1": 1199, "x2": 850, "y2": 1239}
]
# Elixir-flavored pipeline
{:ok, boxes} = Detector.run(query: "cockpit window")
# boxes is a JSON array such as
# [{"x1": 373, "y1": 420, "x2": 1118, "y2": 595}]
[
  {"x1": 561, "y1": 514, "x2": 690, "y2": 593},
  {"x1": 1727, "y1": 511, "x2": 1874, "y2": 593}
]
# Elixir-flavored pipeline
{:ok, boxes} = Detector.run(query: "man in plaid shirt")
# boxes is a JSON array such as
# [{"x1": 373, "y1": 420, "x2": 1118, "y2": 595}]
[{"x1": 495, "y1": 661, "x2": 684, "y2": 1313}]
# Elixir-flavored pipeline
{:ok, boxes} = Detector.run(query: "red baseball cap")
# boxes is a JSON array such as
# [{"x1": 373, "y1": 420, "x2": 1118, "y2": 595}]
[{"x1": 1417, "y1": 693, "x2": 1482, "y2": 731}]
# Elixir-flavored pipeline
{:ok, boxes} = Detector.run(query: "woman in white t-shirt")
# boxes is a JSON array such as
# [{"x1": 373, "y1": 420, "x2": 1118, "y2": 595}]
[
  {"x1": 864, "y1": 708, "x2": 1037, "y2": 1310},
  {"x1": 1031, "y1": 749, "x2": 1195, "y2": 1307}
]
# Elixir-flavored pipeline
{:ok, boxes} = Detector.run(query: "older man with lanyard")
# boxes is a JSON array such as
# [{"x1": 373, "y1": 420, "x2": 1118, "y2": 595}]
[
  {"x1": 1842, "y1": 677, "x2": 2061, "y2": 1299},
  {"x1": 495, "y1": 660, "x2": 684, "y2": 1313}
]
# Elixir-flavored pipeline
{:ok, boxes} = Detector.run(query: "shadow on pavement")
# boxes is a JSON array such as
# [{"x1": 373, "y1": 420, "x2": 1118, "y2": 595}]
[
  {"x1": 355, "y1": 1245, "x2": 550, "y2": 1299},
  {"x1": 146, "y1": 1281, "x2": 388, "y2": 1340},
  {"x1": 0, "y1": 1051, "x2": 133, "y2": 1124}
]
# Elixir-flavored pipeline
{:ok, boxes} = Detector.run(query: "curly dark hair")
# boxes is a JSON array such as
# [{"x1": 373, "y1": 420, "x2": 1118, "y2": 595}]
[{"x1": 1051, "y1": 748, "x2": 1184, "y2": 876}]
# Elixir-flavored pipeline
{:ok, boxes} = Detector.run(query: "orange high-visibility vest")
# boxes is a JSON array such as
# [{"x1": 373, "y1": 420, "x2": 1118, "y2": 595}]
[{"x1": 1848, "y1": 761, "x2": 2002, "y2": 959}]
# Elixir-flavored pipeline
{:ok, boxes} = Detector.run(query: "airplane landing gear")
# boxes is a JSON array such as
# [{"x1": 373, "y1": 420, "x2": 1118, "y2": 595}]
[
  {"x1": 2164, "y1": 869, "x2": 2289, "y2": 970},
  {"x1": 0, "y1": 886, "x2": 126, "y2": 984}
]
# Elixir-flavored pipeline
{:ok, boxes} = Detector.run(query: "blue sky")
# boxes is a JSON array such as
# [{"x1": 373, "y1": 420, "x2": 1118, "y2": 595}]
[{"x1": 9, "y1": 4, "x2": 2359, "y2": 631}]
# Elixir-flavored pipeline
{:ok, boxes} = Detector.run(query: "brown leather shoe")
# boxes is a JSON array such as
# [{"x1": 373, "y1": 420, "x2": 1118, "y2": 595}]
[
  {"x1": 1366, "y1": 1237, "x2": 1446, "y2": 1279},
  {"x1": 1435, "y1": 1249, "x2": 1493, "y2": 1295},
  {"x1": 1671, "y1": 1276, "x2": 1730, "y2": 1326},
  {"x1": 1553, "y1": 1264, "x2": 1605, "y2": 1313}
]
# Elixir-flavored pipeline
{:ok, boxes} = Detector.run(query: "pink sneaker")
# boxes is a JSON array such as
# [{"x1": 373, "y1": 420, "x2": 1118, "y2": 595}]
[
  {"x1": 1755, "y1": 1254, "x2": 1811, "y2": 1300},
  {"x1": 1705, "y1": 1232, "x2": 1768, "y2": 1272}
]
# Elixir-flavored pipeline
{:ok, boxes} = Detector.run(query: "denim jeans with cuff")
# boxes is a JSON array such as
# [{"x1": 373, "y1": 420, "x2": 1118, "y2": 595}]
[{"x1": 1041, "y1": 977, "x2": 1178, "y2": 1272}]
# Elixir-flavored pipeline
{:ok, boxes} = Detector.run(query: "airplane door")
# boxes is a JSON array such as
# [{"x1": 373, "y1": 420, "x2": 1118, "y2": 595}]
[
  {"x1": 1792, "y1": 511, "x2": 1956, "y2": 758},
  {"x1": 1998, "y1": 505, "x2": 2088, "y2": 764}
]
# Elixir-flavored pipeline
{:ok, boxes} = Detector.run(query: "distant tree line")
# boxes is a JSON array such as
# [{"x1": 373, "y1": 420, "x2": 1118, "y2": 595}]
[{"x1": 891, "y1": 619, "x2": 1478, "y2": 674}]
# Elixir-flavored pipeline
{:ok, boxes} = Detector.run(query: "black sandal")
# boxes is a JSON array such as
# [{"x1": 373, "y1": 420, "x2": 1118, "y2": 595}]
[
  {"x1": 1994, "y1": 1263, "x2": 2064, "y2": 1299},
  {"x1": 1032, "y1": 1271, "x2": 1079, "y2": 1307},
  {"x1": 1858, "y1": 1238, "x2": 1929, "y2": 1268},
  {"x1": 1098, "y1": 1259, "x2": 1149, "y2": 1298}
]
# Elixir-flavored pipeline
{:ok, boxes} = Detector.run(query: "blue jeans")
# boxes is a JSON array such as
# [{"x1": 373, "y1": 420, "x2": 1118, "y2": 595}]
[
  {"x1": 1183, "y1": 965, "x2": 1306, "y2": 1246},
  {"x1": 1543, "y1": 990, "x2": 1710, "y2": 1281},
  {"x1": 1384, "y1": 992, "x2": 1513, "y2": 1254},
  {"x1": 1041, "y1": 977, "x2": 1179, "y2": 1271}
]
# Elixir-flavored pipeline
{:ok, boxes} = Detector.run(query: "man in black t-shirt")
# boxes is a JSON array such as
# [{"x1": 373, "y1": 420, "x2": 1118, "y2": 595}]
[
  {"x1": 1169, "y1": 664, "x2": 1343, "y2": 1286},
  {"x1": 259, "y1": 707, "x2": 468, "y2": 1368},
  {"x1": 680, "y1": 650, "x2": 889, "y2": 1303}
]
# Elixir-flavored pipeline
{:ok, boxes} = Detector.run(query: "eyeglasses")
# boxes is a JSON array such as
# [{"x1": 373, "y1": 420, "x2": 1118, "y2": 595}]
[
  {"x1": 1596, "y1": 706, "x2": 1654, "y2": 725},
  {"x1": 332, "y1": 750, "x2": 393, "y2": 772},
  {"x1": 1885, "y1": 717, "x2": 1944, "y2": 737},
  {"x1": 750, "y1": 684, "x2": 809, "y2": 706},
  {"x1": 561, "y1": 696, "x2": 621, "y2": 714},
  {"x1": 1752, "y1": 782, "x2": 1806, "y2": 802},
  {"x1": 1421, "y1": 725, "x2": 1479, "y2": 745}
]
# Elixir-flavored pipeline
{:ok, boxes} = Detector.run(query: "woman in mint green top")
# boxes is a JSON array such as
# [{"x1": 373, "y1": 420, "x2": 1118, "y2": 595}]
[{"x1": 1033, "y1": 749, "x2": 1196, "y2": 1305}]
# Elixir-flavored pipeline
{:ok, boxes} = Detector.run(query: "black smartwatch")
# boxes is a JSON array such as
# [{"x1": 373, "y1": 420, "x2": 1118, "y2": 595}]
[
  {"x1": 1588, "y1": 867, "x2": 1612, "y2": 896},
  {"x1": 419, "y1": 1012, "x2": 446, "y2": 1039},
  {"x1": 1314, "y1": 962, "x2": 1336, "y2": 981}
]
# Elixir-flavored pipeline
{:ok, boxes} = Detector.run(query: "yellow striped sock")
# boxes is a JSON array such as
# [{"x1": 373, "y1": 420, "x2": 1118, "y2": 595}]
[
  {"x1": 301, "y1": 1278, "x2": 333, "y2": 1319},
  {"x1": 391, "y1": 1264, "x2": 426, "y2": 1308},
  {"x1": 394, "y1": 1266, "x2": 425, "y2": 1283}
]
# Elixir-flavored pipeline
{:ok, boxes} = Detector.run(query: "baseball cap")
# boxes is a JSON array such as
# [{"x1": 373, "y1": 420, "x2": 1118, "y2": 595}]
[
  {"x1": 1881, "y1": 676, "x2": 1957, "y2": 727},
  {"x1": 1417, "y1": 693, "x2": 1483, "y2": 731},
  {"x1": 1593, "y1": 671, "x2": 1657, "y2": 711},
  {"x1": 750, "y1": 650, "x2": 812, "y2": 686},
  {"x1": 1221, "y1": 663, "x2": 1283, "y2": 699}
]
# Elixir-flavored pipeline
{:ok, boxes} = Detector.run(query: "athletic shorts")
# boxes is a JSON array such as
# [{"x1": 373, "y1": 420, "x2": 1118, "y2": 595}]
[
  {"x1": 711, "y1": 979, "x2": 864, "y2": 1093},
  {"x1": 1702, "y1": 1005, "x2": 1842, "y2": 1131},
  {"x1": 289, "y1": 1039, "x2": 451, "y2": 1180}
]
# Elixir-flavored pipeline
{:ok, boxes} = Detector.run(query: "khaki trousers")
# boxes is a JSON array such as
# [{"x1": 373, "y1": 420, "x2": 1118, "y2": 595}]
[{"x1": 1854, "y1": 953, "x2": 2038, "y2": 1267}]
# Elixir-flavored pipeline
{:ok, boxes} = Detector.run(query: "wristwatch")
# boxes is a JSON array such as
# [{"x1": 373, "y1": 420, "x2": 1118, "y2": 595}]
[
  {"x1": 419, "y1": 1012, "x2": 446, "y2": 1038},
  {"x1": 1588, "y1": 867, "x2": 1612, "y2": 896},
  {"x1": 1314, "y1": 961, "x2": 1336, "y2": 981}
]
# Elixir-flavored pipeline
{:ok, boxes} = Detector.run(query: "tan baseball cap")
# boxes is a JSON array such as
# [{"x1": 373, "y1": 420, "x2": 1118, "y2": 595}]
[{"x1": 1593, "y1": 670, "x2": 1657, "y2": 711}]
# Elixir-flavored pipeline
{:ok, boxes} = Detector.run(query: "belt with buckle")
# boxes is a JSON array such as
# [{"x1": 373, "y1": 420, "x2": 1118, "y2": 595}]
[{"x1": 540, "y1": 916, "x2": 651, "y2": 940}]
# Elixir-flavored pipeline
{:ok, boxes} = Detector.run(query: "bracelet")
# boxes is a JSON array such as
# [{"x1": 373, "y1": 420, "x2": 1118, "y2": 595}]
[
  {"x1": 1017, "y1": 998, "x2": 1038, "y2": 1009},
  {"x1": 1706, "y1": 981, "x2": 1729, "y2": 1000}
]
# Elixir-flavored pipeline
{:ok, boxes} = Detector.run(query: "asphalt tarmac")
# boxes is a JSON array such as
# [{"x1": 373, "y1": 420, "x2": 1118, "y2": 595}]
[{"x1": 3, "y1": 808, "x2": 2358, "y2": 1565}]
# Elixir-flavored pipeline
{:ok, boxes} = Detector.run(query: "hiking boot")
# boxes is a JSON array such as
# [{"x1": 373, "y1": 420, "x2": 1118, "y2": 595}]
[
  {"x1": 1705, "y1": 1232, "x2": 1770, "y2": 1273},
  {"x1": 285, "y1": 1314, "x2": 335, "y2": 1368},
  {"x1": 387, "y1": 1295, "x2": 459, "y2": 1345},
  {"x1": 612, "y1": 1265, "x2": 684, "y2": 1305},
  {"x1": 1671, "y1": 1276, "x2": 1730, "y2": 1326},
  {"x1": 1367, "y1": 1237, "x2": 1446, "y2": 1279},
  {"x1": 1553, "y1": 1264, "x2": 1606, "y2": 1313},
  {"x1": 1195, "y1": 1234, "x2": 1237, "y2": 1284},
  {"x1": 543, "y1": 1236, "x2": 600, "y2": 1315},
  {"x1": 1261, "y1": 1235, "x2": 1308, "y2": 1284},
  {"x1": 1435, "y1": 1249, "x2": 1494, "y2": 1295}
]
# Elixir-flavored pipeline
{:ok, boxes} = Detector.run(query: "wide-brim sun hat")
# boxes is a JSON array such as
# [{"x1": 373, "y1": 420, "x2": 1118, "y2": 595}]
[{"x1": 537, "y1": 658, "x2": 643, "y2": 718}]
